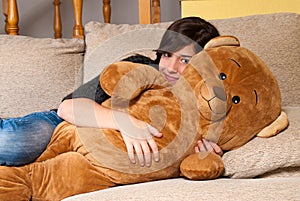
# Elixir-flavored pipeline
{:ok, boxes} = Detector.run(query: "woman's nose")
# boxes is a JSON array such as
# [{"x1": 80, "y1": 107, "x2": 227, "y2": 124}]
[{"x1": 166, "y1": 57, "x2": 179, "y2": 73}]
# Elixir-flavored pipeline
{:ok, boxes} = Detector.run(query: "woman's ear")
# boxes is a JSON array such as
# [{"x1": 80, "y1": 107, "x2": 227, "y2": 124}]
[{"x1": 204, "y1": 36, "x2": 240, "y2": 49}]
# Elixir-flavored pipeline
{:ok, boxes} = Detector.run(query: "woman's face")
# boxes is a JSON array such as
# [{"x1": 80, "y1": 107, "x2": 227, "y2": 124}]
[{"x1": 159, "y1": 44, "x2": 196, "y2": 85}]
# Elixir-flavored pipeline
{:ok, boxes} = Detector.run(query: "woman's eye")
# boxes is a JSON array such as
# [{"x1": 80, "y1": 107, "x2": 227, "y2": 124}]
[
  {"x1": 219, "y1": 73, "x2": 227, "y2": 80},
  {"x1": 180, "y1": 58, "x2": 190, "y2": 64},
  {"x1": 163, "y1": 52, "x2": 171, "y2": 58}
]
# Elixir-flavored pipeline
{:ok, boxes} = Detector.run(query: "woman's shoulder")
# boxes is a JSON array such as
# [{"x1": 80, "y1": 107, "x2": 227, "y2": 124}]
[{"x1": 121, "y1": 54, "x2": 156, "y2": 65}]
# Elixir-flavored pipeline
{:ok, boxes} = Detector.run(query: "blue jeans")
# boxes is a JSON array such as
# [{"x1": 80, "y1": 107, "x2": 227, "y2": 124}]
[{"x1": 0, "y1": 111, "x2": 62, "y2": 166}]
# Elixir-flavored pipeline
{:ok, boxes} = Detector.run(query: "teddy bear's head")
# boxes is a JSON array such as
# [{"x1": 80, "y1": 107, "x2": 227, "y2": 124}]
[{"x1": 179, "y1": 36, "x2": 286, "y2": 150}]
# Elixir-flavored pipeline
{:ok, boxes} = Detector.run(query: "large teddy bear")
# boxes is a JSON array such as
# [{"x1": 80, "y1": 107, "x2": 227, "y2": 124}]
[{"x1": 0, "y1": 36, "x2": 288, "y2": 201}]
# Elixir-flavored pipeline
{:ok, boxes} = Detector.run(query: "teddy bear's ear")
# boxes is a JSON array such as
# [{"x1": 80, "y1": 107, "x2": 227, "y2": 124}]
[
  {"x1": 256, "y1": 111, "x2": 289, "y2": 138},
  {"x1": 204, "y1": 35, "x2": 240, "y2": 49}
]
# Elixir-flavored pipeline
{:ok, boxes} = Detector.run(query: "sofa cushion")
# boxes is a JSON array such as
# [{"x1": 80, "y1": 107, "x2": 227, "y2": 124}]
[
  {"x1": 0, "y1": 35, "x2": 84, "y2": 118},
  {"x1": 62, "y1": 177, "x2": 300, "y2": 201},
  {"x1": 223, "y1": 106, "x2": 300, "y2": 178}
]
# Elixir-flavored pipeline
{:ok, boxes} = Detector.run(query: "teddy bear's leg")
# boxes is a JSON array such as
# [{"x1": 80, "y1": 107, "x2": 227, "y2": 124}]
[
  {"x1": 180, "y1": 152, "x2": 225, "y2": 180},
  {"x1": 0, "y1": 165, "x2": 31, "y2": 201},
  {"x1": 30, "y1": 152, "x2": 116, "y2": 201},
  {"x1": 35, "y1": 122, "x2": 83, "y2": 162}
]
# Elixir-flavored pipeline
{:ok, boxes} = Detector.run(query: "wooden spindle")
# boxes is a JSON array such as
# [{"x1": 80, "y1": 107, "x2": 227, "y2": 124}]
[
  {"x1": 139, "y1": 0, "x2": 151, "y2": 24},
  {"x1": 4, "y1": 0, "x2": 19, "y2": 35},
  {"x1": 2, "y1": 0, "x2": 8, "y2": 32},
  {"x1": 72, "y1": 0, "x2": 84, "y2": 39},
  {"x1": 103, "y1": 0, "x2": 111, "y2": 23},
  {"x1": 151, "y1": 0, "x2": 160, "y2": 23},
  {"x1": 53, "y1": 0, "x2": 62, "y2": 38}
]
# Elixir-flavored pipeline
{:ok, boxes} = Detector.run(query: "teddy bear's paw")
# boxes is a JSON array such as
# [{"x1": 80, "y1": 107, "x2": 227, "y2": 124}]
[{"x1": 180, "y1": 152, "x2": 224, "y2": 180}]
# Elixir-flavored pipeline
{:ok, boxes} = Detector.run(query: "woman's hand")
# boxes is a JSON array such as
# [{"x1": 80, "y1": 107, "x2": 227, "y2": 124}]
[
  {"x1": 113, "y1": 111, "x2": 162, "y2": 167},
  {"x1": 194, "y1": 139, "x2": 223, "y2": 156}
]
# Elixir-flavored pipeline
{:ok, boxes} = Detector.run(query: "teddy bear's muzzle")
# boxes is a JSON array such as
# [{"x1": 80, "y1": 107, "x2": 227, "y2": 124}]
[{"x1": 196, "y1": 81, "x2": 230, "y2": 121}]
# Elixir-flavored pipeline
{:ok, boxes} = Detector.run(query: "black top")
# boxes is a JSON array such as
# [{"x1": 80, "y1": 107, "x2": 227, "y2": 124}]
[{"x1": 62, "y1": 54, "x2": 158, "y2": 104}]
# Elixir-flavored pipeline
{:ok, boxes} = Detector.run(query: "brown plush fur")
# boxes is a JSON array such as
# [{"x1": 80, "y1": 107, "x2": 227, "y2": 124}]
[{"x1": 0, "y1": 36, "x2": 288, "y2": 201}]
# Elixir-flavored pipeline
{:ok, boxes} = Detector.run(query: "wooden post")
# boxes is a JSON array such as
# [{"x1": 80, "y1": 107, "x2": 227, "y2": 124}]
[
  {"x1": 72, "y1": 0, "x2": 84, "y2": 39},
  {"x1": 3, "y1": 0, "x2": 19, "y2": 35},
  {"x1": 2, "y1": 0, "x2": 7, "y2": 32},
  {"x1": 53, "y1": 0, "x2": 62, "y2": 38},
  {"x1": 139, "y1": 0, "x2": 151, "y2": 24},
  {"x1": 151, "y1": 0, "x2": 160, "y2": 23},
  {"x1": 103, "y1": 0, "x2": 111, "y2": 23}
]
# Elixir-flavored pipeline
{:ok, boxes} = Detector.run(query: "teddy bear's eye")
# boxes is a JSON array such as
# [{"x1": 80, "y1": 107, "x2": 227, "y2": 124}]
[
  {"x1": 219, "y1": 73, "x2": 227, "y2": 80},
  {"x1": 232, "y1": 96, "x2": 240, "y2": 104}
]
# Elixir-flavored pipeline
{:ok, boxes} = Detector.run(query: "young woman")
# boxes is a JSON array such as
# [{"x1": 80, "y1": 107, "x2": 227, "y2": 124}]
[{"x1": 0, "y1": 17, "x2": 221, "y2": 167}]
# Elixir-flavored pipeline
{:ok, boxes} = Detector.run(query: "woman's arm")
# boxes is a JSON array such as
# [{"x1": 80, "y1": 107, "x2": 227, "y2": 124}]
[
  {"x1": 58, "y1": 98, "x2": 113, "y2": 128},
  {"x1": 57, "y1": 98, "x2": 162, "y2": 167}
]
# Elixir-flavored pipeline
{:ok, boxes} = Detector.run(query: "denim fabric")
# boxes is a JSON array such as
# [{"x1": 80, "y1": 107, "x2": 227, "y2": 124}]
[{"x1": 0, "y1": 111, "x2": 62, "y2": 166}]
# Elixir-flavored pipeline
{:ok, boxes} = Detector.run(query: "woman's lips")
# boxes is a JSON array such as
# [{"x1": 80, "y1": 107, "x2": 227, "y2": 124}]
[{"x1": 164, "y1": 73, "x2": 179, "y2": 83}]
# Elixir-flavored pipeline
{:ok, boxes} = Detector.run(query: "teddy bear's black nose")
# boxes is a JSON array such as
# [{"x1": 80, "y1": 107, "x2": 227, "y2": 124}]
[{"x1": 213, "y1": 86, "x2": 227, "y2": 101}]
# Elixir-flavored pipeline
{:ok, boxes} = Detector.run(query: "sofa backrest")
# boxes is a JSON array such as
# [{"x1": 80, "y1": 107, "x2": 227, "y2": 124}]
[
  {"x1": 2, "y1": 13, "x2": 297, "y2": 118},
  {"x1": 0, "y1": 36, "x2": 84, "y2": 117}
]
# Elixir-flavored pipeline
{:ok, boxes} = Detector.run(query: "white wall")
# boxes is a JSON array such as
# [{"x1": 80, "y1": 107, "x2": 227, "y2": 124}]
[{"x1": 0, "y1": 0, "x2": 181, "y2": 38}]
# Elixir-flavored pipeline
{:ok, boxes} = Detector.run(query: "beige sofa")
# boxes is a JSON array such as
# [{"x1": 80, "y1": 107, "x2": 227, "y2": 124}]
[{"x1": 1, "y1": 12, "x2": 299, "y2": 200}]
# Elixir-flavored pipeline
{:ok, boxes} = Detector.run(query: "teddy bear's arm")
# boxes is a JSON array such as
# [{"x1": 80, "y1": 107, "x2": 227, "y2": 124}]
[{"x1": 100, "y1": 61, "x2": 170, "y2": 100}]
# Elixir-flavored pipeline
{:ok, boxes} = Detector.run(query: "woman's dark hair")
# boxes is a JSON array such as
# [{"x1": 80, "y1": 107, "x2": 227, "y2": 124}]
[{"x1": 155, "y1": 17, "x2": 220, "y2": 63}]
